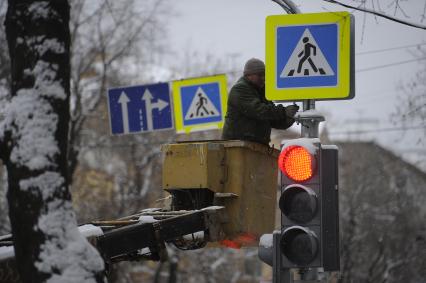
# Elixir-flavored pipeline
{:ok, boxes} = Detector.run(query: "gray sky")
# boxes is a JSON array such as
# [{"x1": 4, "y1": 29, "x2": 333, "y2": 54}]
[{"x1": 166, "y1": 0, "x2": 426, "y2": 169}]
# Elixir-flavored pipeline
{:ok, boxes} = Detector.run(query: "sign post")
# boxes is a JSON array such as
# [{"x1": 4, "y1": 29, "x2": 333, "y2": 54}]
[{"x1": 261, "y1": 7, "x2": 353, "y2": 283}]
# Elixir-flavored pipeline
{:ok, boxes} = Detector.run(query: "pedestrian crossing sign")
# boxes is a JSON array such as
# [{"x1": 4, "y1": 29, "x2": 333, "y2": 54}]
[
  {"x1": 266, "y1": 12, "x2": 354, "y2": 101},
  {"x1": 172, "y1": 74, "x2": 227, "y2": 133}
]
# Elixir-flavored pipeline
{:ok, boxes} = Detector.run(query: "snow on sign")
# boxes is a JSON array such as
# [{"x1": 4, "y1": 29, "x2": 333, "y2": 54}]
[
  {"x1": 266, "y1": 12, "x2": 355, "y2": 101},
  {"x1": 107, "y1": 83, "x2": 173, "y2": 135},
  {"x1": 172, "y1": 74, "x2": 227, "y2": 133}
]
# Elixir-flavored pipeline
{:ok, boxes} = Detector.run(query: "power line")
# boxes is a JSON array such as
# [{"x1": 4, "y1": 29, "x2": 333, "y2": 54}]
[
  {"x1": 223, "y1": 57, "x2": 426, "y2": 77},
  {"x1": 329, "y1": 125, "x2": 426, "y2": 135},
  {"x1": 356, "y1": 57, "x2": 426, "y2": 73},
  {"x1": 356, "y1": 43, "x2": 426, "y2": 56}
]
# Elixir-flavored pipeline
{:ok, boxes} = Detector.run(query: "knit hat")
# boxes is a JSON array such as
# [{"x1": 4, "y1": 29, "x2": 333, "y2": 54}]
[{"x1": 243, "y1": 58, "x2": 265, "y2": 75}]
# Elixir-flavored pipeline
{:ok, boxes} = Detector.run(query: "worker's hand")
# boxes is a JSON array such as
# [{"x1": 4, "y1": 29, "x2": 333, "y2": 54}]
[{"x1": 285, "y1": 104, "x2": 299, "y2": 118}]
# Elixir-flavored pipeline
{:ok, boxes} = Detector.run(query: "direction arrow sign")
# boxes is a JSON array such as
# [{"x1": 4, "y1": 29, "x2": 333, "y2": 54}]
[
  {"x1": 107, "y1": 83, "x2": 173, "y2": 135},
  {"x1": 265, "y1": 12, "x2": 355, "y2": 101}
]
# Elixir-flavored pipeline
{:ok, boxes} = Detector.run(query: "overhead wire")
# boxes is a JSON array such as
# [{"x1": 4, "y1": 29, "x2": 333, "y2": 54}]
[
  {"x1": 221, "y1": 56, "x2": 425, "y2": 77},
  {"x1": 220, "y1": 41, "x2": 426, "y2": 76},
  {"x1": 356, "y1": 57, "x2": 426, "y2": 73},
  {"x1": 223, "y1": 55, "x2": 425, "y2": 77},
  {"x1": 356, "y1": 43, "x2": 426, "y2": 56},
  {"x1": 328, "y1": 125, "x2": 426, "y2": 135}
]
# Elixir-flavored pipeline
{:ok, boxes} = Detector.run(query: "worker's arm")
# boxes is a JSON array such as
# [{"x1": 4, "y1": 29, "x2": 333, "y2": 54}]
[{"x1": 229, "y1": 83, "x2": 288, "y2": 121}]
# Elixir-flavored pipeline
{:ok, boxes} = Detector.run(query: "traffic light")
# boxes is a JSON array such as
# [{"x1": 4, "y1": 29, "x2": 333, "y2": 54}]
[{"x1": 278, "y1": 139, "x2": 340, "y2": 271}]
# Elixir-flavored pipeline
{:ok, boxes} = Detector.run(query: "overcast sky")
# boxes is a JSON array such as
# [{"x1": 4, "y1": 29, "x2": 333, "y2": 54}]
[{"x1": 165, "y1": 0, "x2": 426, "y2": 169}]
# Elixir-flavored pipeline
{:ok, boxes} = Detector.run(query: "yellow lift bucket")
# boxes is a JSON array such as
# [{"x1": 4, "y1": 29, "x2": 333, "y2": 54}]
[{"x1": 162, "y1": 140, "x2": 280, "y2": 247}]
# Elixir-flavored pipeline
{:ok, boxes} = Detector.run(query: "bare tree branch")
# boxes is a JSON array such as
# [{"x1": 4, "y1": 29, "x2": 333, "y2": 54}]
[{"x1": 324, "y1": 0, "x2": 426, "y2": 30}]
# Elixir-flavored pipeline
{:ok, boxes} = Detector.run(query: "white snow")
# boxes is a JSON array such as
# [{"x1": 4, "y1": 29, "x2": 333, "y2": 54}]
[
  {"x1": 138, "y1": 247, "x2": 150, "y2": 255},
  {"x1": 0, "y1": 5, "x2": 106, "y2": 280},
  {"x1": 78, "y1": 224, "x2": 104, "y2": 238},
  {"x1": 141, "y1": 208, "x2": 161, "y2": 213},
  {"x1": 4, "y1": 57, "x2": 67, "y2": 170},
  {"x1": 20, "y1": 172, "x2": 64, "y2": 200},
  {"x1": 201, "y1": 206, "x2": 224, "y2": 211},
  {"x1": 28, "y1": 2, "x2": 59, "y2": 20},
  {"x1": 36, "y1": 200, "x2": 105, "y2": 283},
  {"x1": 0, "y1": 246, "x2": 15, "y2": 261},
  {"x1": 182, "y1": 231, "x2": 204, "y2": 241},
  {"x1": 259, "y1": 233, "x2": 273, "y2": 248},
  {"x1": 21, "y1": 37, "x2": 65, "y2": 57},
  {"x1": 7, "y1": 92, "x2": 59, "y2": 170},
  {"x1": 281, "y1": 138, "x2": 320, "y2": 155},
  {"x1": 295, "y1": 109, "x2": 324, "y2": 119},
  {"x1": 138, "y1": 215, "x2": 157, "y2": 224},
  {"x1": 32, "y1": 61, "x2": 67, "y2": 99},
  {"x1": 34, "y1": 39, "x2": 65, "y2": 56}
]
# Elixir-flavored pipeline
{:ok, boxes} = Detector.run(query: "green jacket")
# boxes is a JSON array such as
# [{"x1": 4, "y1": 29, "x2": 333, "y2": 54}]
[{"x1": 222, "y1": 77, "x2": 294, "y2": 145}]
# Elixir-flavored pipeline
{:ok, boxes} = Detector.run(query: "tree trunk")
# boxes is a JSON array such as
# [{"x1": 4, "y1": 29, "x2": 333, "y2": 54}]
[{"x1": 2, "y1": 0, "x2": 106, "y2": 282}]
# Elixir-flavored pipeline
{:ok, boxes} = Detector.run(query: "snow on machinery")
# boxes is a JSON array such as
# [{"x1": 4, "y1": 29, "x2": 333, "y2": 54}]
[
  {"x1": 96, "y1": 140, "x2": 280, "y2": 261},
  {"x1": 0, "y1": 140, "x2": 281, "y2": 269}
]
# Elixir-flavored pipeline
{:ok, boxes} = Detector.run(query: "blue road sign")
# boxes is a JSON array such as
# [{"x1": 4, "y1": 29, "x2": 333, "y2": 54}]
[
  {"x1": 276, "y1": 24, "x2": 338, "y2": 89},
  {"x1": 107, "y1": 83, "x2": 173, "y2": 135},
  {"x1": 180, "y1": 82, "x2": 222, "y2": 126}
]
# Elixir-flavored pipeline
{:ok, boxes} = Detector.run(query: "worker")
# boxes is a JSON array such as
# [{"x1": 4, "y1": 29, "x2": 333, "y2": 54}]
[{"x1": 222, "y1": 58, "x2": 299, "y2": 145}]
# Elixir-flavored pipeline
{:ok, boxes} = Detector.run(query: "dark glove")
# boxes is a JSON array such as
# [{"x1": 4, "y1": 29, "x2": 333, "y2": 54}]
[{"x1": 284, "y1": 104, "x2": 299, "y2": 118}]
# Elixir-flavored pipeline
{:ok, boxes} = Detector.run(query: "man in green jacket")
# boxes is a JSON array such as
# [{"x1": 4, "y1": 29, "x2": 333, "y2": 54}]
[{"x1": 222, "y1": 58, "x2": 299, "y2": 145}]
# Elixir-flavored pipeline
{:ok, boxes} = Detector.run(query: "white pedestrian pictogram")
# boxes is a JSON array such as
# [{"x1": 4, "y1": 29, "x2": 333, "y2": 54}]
[
  {"x1": 184, "y1": 87, "x2": 220, "y2": 120},
  {"x1": 280, "y1": 28, "x2": 334, "y2": 78}
]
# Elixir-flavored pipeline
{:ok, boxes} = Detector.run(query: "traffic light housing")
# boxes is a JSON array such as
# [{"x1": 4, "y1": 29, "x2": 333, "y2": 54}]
[{"x1": 278, "y1": 139, "x2": 339, "y2": 271}]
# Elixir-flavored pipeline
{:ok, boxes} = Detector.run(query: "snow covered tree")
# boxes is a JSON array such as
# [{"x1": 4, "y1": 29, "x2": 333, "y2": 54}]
[
  {"x1": 0, "y1": 1, "x2": 105, "y2": 282},
  {"x1": 0, "y1": 0, "x2": 11, "y2": 237}
]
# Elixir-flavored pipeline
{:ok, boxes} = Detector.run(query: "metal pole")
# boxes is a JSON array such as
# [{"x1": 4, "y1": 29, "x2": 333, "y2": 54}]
[
  {"x1": 273, "y1": 231, "x2": 292, "y2": 283},
  {"x1": 274, "y1": 0, "x2": 324, "y2": 139},
  {"x1": 301, "y1": 100, "x2": 319, "y2": 138},
  {"x1": 272, "y1": 0, "x2": 324, "y2": 139},
  {"x1": 270, "y1": 1, "x2": 323, "y2": 282}
]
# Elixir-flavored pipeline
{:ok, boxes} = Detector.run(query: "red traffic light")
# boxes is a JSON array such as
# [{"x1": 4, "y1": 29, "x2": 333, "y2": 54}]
[{"x1": 278, "y1": 145, "x2": 315, "y2": 182}]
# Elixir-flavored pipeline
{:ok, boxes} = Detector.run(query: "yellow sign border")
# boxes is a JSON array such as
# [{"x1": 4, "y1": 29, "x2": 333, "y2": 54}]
[
  {"x1": 172, "y1": 74, "x2": 228, "y2": 134},
  {"x1": 266, "y1": 12, "x2": 353, "y2": 101}
]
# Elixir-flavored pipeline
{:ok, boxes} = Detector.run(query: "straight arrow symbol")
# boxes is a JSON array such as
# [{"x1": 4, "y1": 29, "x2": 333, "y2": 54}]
[{"x1": 118, "y1": 91, "x2": 130, "y2": 134}]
